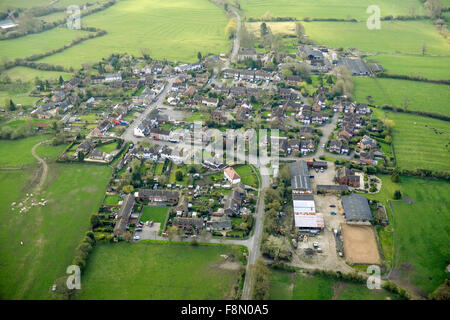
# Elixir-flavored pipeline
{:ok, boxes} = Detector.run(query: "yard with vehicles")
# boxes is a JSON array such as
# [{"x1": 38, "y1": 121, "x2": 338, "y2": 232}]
[
  {"x1": 269, "y1": 269, "x2": 402, "y2": 300},
  {"x1": 372, "y1": 108, "x2": 450, "y2": 172},
  {"x1": 0, "y1": 140, "x2": 111, "y2": 299},
  {"x1": 364, "y1": 175, "x2": 450, "y2": 297},
  {"x1": 75, "y1": 241, "x2": 245, "y2": 300},
  {"x1": 354, "y1": 77, "x2": 450, "y2": 117}
]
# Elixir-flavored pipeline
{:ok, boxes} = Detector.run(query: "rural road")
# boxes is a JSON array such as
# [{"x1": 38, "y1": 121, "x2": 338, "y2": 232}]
[
  {"x1": 121, "y1": 77, "x2": 175, "y2": 143},
  {"x1": 31, "y1": 141, "x2": 49, "y2": 191}
]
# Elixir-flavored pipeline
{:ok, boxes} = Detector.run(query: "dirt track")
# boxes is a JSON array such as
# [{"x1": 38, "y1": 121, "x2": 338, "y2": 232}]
[{"x1": 31, "y1": 141, "x2": 49, "y2": 191}]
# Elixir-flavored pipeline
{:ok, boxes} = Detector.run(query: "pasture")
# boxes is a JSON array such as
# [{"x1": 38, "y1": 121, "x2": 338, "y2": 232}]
[
  {"x1": 0, "y1": 135, "x2": 49, "y2": 167},
  {"x1": 241, "y1": 0, "x2": 424, "y2": 20},
  {"x1": 0, "y1": 158, "x2": 111, "y2": 299},
  {"x1": 37, "y1": 0, "x2": 230, "y2": 68},
  {"x1": 367, "y1": 54, "x2": 450, "y2": 80},
  {"x1": 372, "y1": 109, "x2": 450, "y2": 171},
  {"x1": 302, "y1": 20, "x2": 450, "y2": 55},
  {"x1": 269, "y1": 270, "x2": 400, "y2": 300},
  {"x1": 0, "y1": 27, "x2": 88, "y2": 62},
  {"x1": 234, "y1": 164, "x2": 259, "y2": 188},
  {"x1": 365, "y1": 175, "x2": 450, "y2": 296},
  {"x1": 354, "y1": 77, "x2": 450, "y2": 117},
  {"x1": 3, "y1": 67, "x2": 73, "y2": 82},
  {"x1": 76, "y1": 241, "x2": 243, "y2": 299}
]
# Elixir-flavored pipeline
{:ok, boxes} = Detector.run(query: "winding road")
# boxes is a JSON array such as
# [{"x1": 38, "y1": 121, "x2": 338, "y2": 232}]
[{"x1": 31, "y1": 141, "x2": 49, "y2": 191}]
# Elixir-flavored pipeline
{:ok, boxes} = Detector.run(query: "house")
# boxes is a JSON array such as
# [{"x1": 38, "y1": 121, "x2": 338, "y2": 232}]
[
  {"x1": 173, "y1": 217, "x2": 203, "y2": 231},
  {"x1": 87, "y1": 148, "x2": 106, "y2": 161},
  {"x1": 136, "y1": 189, "x2": 179, "y2": 205},
  {"x1": 207, "y1": 216, "x2": 232, "y2": 231},
  {"x1": 286, "y1": 75, "x2": 302, "y2": 86},
  {"x1": 104, "y1": 73, "x2": 122, "y2": 82},
  {"x1": 238, "y1": 48, "x2": 259, "y2": 61},
  {"x1": 328, "y1": 139, "x2": 343, "y2": 154},
  {"x1": 77, "y1": 140, "x2": 95, "y2": 154},
  {"x1": 202, "y1": 97, "x2": 219, "y2": 107},
  {"x1": 300, "y1": 139, "x2": 315, "y2": 154},
  {"x1": 224, "y1": 167, "x2": 241, "y2": 184},
  {"x1": 203, "y1": 156, "x2": 226, "y2": 171},
  {"x1": 358, "y1": 135, "x2": 377, "y2": 150},
  {"x1": 0, "y1": 18, "x2": 18, "y2": 30},
  {"x1": 341, "y1": 194, "x2": 372, "y2": 224},
  {"x1": 211, "y1": 110, "x2": 225, "y2": 123},
  {"x1": 360, "y1": 150, "x2": 377, "y2": 165},
  {"x1": 113, "y1": 193, "x2": 135, "y2": 235},
  {"x1": 149, "y1": 128, "x2": 171, "y2": 141},
  {"x1": 175, "y1": 196, "x2": 189, "y2": 216},
  {"x1": 300, "y1": 45, "x2": 324, "y2": 65},
  {"x1": 335, "y1": 167, "x2": 360, "y2": 188},
  {"x1": 223, "y1": 187, "x2": 245, "y2": 216}
]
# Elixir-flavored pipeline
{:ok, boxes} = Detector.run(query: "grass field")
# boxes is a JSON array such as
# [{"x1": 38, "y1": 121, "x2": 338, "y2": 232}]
[
  {"x1": 234, "y1": 164, "x2": 258, "y2": 188},
  {"x1": 0, "y1": 161, "x2": 111, "y2": 299},
  {"x1": 75, "y1": 241, "x2": 243, "y2": 299},
  {"x1": 103, "y1": 194, "x2": 121, "y2": 205},
  {"x1": 269, "y1": 270, "x2": 400, "y2": 300},
  {"x1": 0, "y1": 27, "x2": 88, "y2": 62},
  {"x1": 367, "y1": 54, "x2": 450, "y2": 80},
  {"x1": 302, "y1": 20, "x2": 450, "y2": 55},
  {"x1": 140, "y1": 206, "x2": 168, "y2": 224},
  {"x1": 364, "y1": 175, "x2": 450, "y2": 296},
  {"x1": 37, "y1": 0, "x2": 230, "y2": 68},
  {"x1": 372, "y1": 108, "x2": 450, "y2": 171},
  {"x1": 354, "y1": 77, "x2": 450, "y2": 117},
  {"x1": 0, "y1": 0, "x2": 94, "y2": 10},
  {"x1": 0, "y1": 135, "x2": 49, "y2": 167},
  {"x1": 0, "y1": 85, "x2": 37, "y2": 107},
  {"x1": 96, "y1": 142, "x2": 117, "y2": 154},
  {"x1": 241, "y1": 0, "x2": 424, "y2": 20},
  {"x1": 3, "y1": 67, "x2": 73, "y2": 82}
]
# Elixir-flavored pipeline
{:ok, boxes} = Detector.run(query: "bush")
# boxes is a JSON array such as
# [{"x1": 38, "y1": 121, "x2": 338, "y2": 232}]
[{"x1": 393, "y1": 190, "x2": 402, "y2": 200}]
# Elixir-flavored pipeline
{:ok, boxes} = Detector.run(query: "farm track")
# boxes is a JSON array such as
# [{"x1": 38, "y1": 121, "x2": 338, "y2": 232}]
[{"x1": 31, "y1": 141, "x2": 49, "y2": 191}]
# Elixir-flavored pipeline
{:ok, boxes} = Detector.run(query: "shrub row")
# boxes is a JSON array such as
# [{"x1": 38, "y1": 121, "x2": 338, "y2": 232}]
[{"x1": 377, "y1": 72, "x2": 450, "y2": 85}]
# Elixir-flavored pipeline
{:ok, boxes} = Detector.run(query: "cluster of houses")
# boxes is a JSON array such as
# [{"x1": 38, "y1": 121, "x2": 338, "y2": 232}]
[{"x1": 75, "y1": 139, "x2": 116, "y2": 163}]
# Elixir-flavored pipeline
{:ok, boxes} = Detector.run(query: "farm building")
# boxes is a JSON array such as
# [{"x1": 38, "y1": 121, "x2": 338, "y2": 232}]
[
  {"x1": 292, "y1": 194, "x2": 316, "y2": 214},
  {"x1": 294, "y1": 212, "x2": 324, "y2": 230},
  {"x1": 338, "y1": 58, "x2": 371, "y2": 76},
  {"x1": 290, "y1": 160, "x2": 312, "y2": 194},
  {"x1": 172, "y1": 217, "x2": 203, "y2": 231},
  {"x1": 341, "y1": 194, "x2": 372, "y2": 225}
]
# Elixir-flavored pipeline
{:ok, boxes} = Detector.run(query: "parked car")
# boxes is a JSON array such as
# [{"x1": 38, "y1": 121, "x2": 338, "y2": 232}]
[
  {"x1": 331, "y1": 211, "x2": 337, "y2": 215},
  {"x1": 133, "y1": 235, "x2": 140, "y2": 240},
  {"x1": 329, "y1": 204, "x2": 336, "y2": 208}
]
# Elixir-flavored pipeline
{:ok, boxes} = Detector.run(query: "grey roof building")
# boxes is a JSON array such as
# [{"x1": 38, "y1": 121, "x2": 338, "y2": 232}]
[
  {"x1": 341, "y1": 194, "x2": 372, "y2": 223},
  {"x1": 290, "y1": 161, "x2": 311, "y2": 193},
  {"x1": 114, "y1": 193, "x2": 135, "y2": 235}
]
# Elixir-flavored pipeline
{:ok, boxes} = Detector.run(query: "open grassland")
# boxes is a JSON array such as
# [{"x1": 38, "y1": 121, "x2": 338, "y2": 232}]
[
  {"x1": 372, "y1": 108, "x2": 450, "y2": 171},
  {"x1": 0, "y1": 85, "x2": 37, "y2": 107},
  {"x1": 365, "y1": 176, "x2": 450, "y2": 296},
  {"x1": 140, "y1": 206, "x2": 168, "y2": 224},
  {"x1": 76, "y1": 242, "x2": 243, "y2": 299},
  {"x1": 0, "y1": 135, "x2": 49, "y2": 167},
  {"x1": 302, "y1": 20, "x2": 450, "y2": 55},
  {"x1": 234, "y1": 164, "x2": 258, "y2": 188},
  {"x1": 0, "y1": 0, "x2": 95, "y2": 10},
  {"x1": 269, "y1": 270, "x2": 400, "y2": 300},
  {"x1": 3, "y1": 67, "x2": 73, "y2": 82},
  {"x1": 37, "y1": 0, "x2": 230, "y2": 68},
  {"x1": 0, "y1": 27, "x2": 88, "y2": 62},
  {"x1": 354, "y1": 77, "x2": 450, "y2": 116},
  {"x1": 241, "y1": 0, "x2": 424, "y2": 20},
  {"x1": 0, "y1": 158, "x2": 111, "y2": 299},
  {"x1": 367, "y1": 54, "x2": 450, "y2": 80}
]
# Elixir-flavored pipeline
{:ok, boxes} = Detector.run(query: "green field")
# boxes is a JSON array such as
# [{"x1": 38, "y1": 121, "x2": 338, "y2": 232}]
[
  {"x1": 0, "y1": 159, "x2": 111, "y2": 299},
  {"x1": 354, "y1": 77, "x2": 450, "y2": 117},
  {"x1": 303, "y1": 20, "x2": 450, "y2": 55},
  {"x1": 0, "y1": 27, "x2": 88, "y2": 62},
  {"x1": 103, "y1": 194, "x2": 121, "y2": 205},
  {"x1": 241, "y1": 0, "x2": 424, "y2": 20},
  {"x1": 37, "y1": 0, "x2": 230, "y2": 68},
  {"x1": 269, "y1": 270, "x2": 400, "y2": 300},
  {"x1": 0, "y1": 0, "x2": 94, "y2": 10},
  {"x1": 76, "y1": 242, "x2": 243, "y2": 299},
  {"x1": 365, "y1": 176, "x2": 450, "y2": 296},
  {"x1": 97, "y1": 142, "x2": 118, "y2": 154},
  {"x1": 0, "y1": 135, "x2": 49, "y2": 167},
  {"x1": 140, "y1": 206, "x2": 168, "y2": 224},
  {"x1": 372, "y1": 108, "x2": 450, "y2": 171},
  {"x1": 368, "y1": 54, "x2": 450, "y2": 80},
  {"x1": 234, "y1": 165, "x2": 258, "y2": 188},
  {"x1": 0, "y1": 85, "x2": 37, "y2": 107},
  {"x1": 4, "y1": 67, "x2": 73, "y2": 82}
]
